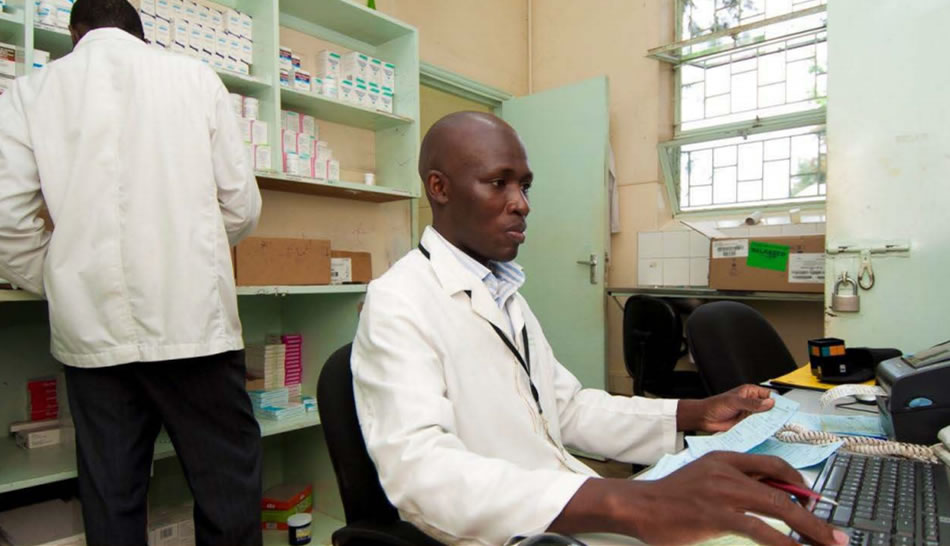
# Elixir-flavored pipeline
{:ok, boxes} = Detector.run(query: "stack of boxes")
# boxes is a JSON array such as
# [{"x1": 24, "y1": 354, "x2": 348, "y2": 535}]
[
  {"x1": 246, "y1": 333, "x2": 306, "y2": 421},
  {"x1": 0, "y1": 41, "x2": 18, "y2": 96},
  {"x1": 279, "y1": 109, "x2": 339, "y2": 180},
  {"x1": 27, "y1": 378, "x2": 58, "y2": 422},
  {"x1": 245, "y1": 343, "x2": 286, "y2": 390},
  {"x1": 231, "y1": 92, "x2": 271, "y2": 171},
  {"x1": 34, "y1": 0, "x2": 73, "y2": 31},
  {"x1": 261, "y1": 483, "x2": 313, "y2": 531},
  {"x1": 12, "y1": 376, "x2": 73, "y2": 450},
  {"x1": 139, "y1": 0, "x2": 254, "y2": 76},
  {"x1": 271, "y1": 333, "x2": 303, "y2": 389},
  {"x1": 277, "y1": 46, "x2": 394, "y2": 113}
]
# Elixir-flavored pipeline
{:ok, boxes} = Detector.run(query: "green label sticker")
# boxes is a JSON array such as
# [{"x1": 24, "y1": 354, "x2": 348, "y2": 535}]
[{"x1": 746, "y1": 241, "x2": 790, "y2": 271}]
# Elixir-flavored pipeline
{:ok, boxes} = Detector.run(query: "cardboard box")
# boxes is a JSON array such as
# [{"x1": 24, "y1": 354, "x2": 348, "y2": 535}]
[
  {"x1": 234, "y1": 238, "x2": 330, "y2": 286},
  {"x1": 704, "y1": 232, "x2": 826, "y2": 293},
  {"x1": 330, "y1": 250, "x2": 372, "y2": 284}
]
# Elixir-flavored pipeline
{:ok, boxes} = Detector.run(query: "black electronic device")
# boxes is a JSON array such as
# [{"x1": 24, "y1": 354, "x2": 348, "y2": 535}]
[{"x1": 877, "y1": 340, "x2": 950, "y2": 444}]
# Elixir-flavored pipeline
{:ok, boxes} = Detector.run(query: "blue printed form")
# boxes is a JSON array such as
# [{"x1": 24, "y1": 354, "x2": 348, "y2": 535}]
[
  {"x1": 686, "y1": 393, "x2": 800, "y2": 458},
  {"x1": 748, "y1": 438, "x2": 843, "y2": 469},
  {"x1": 787, "y1": 413, "x2": 886, "y2": 438},
  {"x1": 634, "y1": 449, "x2": 697, "y2": 481}
]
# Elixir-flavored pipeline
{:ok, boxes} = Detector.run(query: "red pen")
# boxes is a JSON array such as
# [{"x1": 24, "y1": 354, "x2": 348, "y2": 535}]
[{"x1": 762, "y1": 479, "x2": 839, "y2": 506}]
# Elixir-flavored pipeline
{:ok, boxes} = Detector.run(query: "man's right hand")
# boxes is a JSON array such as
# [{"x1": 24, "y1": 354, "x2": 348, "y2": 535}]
[{"x1": 549, "y1": 452, "x2": 849, "y2": 545}]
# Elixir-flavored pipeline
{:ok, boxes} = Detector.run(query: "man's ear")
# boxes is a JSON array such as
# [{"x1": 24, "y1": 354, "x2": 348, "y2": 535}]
[
  {"x1": 69, "y1": 26, "x2": 83, "y2": 47},
  {"x1": 424, "y1": 170, "x2": 449, "y2": 206}
]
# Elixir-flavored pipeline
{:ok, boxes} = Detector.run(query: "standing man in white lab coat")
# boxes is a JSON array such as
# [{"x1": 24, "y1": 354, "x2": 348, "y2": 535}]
[
  {"x1": 351, "y1": 112, "x2": 848, "y2": 546},
  {"x1": 0, "y1": 0, "x2": 263, "y2": 543}
]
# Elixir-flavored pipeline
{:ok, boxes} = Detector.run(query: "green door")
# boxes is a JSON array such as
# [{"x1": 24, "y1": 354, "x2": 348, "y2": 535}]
[{"x1": 500, "y1": 77, "x2": 609, "y2": 389}]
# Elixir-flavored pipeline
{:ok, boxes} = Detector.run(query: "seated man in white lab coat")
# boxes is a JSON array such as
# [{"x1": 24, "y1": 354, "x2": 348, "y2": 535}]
[{"x1": 351, "y1": 112, "x2": 847, "y2": 546}]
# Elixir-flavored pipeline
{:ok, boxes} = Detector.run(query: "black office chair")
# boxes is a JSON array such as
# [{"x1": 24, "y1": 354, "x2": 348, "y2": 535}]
[
  {"x1": 622, "y1": 295, "x2": 707, "y2": 399},
  {"x1": 317, "y1": 343, "x2": 443, "y2": 546},
  {"x1": 318, "y1": 344, "x2": 589, "y2": 546},
  {"x1": 685, "y1": 301, "x2": 798, "y2": 395}
]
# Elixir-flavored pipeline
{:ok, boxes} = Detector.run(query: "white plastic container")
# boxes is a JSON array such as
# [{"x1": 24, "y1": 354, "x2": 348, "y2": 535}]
[
  {"x1": 243, "y1": 97, "x2": 259, "y2": 120},
  {"x1": 315, "y1": 50, "x2": 341, "y2": 79},
  {"x1": 229, "y1": 93, "x2": 244, "y2": 118}
]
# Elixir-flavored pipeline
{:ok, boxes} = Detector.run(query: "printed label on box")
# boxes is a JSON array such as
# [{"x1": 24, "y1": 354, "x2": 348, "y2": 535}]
[
  {"x1": 712, "y1": 239, "x2": 748, "y2": 259},
  {"x1": 788, "y1": 253, "x2": 825, "y2": 284},
  {"x1": 746, "y1": 241, "x2": 790, "y2": 272},
  {"x1": 330, "y1": 258, "x2": 351, "y2": 285}
]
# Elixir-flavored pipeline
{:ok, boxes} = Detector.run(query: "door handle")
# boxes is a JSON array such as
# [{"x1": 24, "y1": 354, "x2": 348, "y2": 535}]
[{"x1": 576, "y1": 254, "x2": 598, "y2": 285}]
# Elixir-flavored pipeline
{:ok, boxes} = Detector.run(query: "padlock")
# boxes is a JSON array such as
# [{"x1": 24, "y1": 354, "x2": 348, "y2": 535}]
[{"x1": 832, "y1": 273, "x2": 860, "y2": 312}]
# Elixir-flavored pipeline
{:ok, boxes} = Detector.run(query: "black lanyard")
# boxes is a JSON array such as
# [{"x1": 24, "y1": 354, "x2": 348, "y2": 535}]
[{"x1": 418, "y1": 244, "x2": 543, "y2": 414}]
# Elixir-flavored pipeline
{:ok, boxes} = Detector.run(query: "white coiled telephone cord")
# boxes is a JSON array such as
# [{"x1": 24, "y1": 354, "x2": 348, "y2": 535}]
[{"x1": 775, "y1": 424, "x2": 940, "y2": 464}]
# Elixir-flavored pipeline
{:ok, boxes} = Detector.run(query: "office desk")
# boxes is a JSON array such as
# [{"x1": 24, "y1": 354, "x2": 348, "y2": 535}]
[{"x1": 577, "y1": 388, "x2": 877, "y2": 545}]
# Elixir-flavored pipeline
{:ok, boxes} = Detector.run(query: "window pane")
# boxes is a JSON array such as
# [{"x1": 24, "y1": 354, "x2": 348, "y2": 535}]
[
  {"x1": 758, "y1": 82, "x2": 785, "y2": 108},
  {"x1": 714, "y1": 145, "x2": 737, "y2": 167},
  {"x1": 706, "y1": 94, "x2": 731, "y2": 118},
  {"x1": 763, "y1": 160, "x2": 790, "y2": 199},
  {"x1": 731, "y1": 71, "x2": 757, "y2": 113},
  {"x1": 764, "y1": 138, "x2": 790, "y2": 160},
  {"x1": 790, "y1": 133, "x2": 819, "y2": 174},
  {"x1": 758, "y1": 51, "x2": 786, "y2": 85},
  {"x1": 713, "y1": 166, "x2": 738, "y2": 204},
  {"x1": 691, "y1": 185, "x2": 713, "y2": 206},
  {"x1": 681, "y1": 64, "x2": 704, "y2": 84},
  {"x1": 689, "y1": 149, "x2": 713, "y2": 187},
  {"x1": 737, "y1": 142, "x2": 763, "y2": 180},
  {"x1": 791, "y1": 174, "x2": 819, "y2": 196},
  {"x1": 738, "y1": 180, "x2": 763, "y2": 202},
  {"x1": 706, "y1": 64, "x2": 731, "y2": 96},
  {"x1": 682, "y1": 82, "x2": 705, "y2": 121},
  {"x1": 786, "y1": 59, "x2": 815, "y2": 103}
]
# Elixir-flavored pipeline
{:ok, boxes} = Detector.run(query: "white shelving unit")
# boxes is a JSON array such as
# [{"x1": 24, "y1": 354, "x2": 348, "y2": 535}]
[{"x1": 0, "y1": 1, "x2": 420, "y2": 543}]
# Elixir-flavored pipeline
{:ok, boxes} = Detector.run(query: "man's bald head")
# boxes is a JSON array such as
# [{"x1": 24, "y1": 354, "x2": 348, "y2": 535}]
[
  {"x1": 418, "y1": 111, "x2": 517, "y2": 183},
  {"x1": 418, "y1": 111, "x2": 533, "y2": 265}
]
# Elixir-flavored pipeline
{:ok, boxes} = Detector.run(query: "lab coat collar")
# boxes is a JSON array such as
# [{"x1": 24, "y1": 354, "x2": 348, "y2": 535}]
[
  {"x1": 74, "y1": 28, "x2": 146, "y2": 50},
  {"x1": 420, "y1": 227, "x2": 516, "y2": 337}
]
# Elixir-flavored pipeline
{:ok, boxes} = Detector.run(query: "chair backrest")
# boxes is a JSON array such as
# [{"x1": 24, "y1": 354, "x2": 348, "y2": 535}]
[
  {"x1": 622, "y1": 295, "x2": 686, "y2": 396},
  {"x1": 685, "y1": 301, "x2": 798, "y2": 394},
  {"x1": 317, "y1": 343, "x2": 400, "y2": 525}
]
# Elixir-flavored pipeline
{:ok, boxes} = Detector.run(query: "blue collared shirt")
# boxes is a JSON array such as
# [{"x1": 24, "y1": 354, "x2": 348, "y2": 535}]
[{"x1": 430, "y1": 228, "x2": 525, "y2": 336}]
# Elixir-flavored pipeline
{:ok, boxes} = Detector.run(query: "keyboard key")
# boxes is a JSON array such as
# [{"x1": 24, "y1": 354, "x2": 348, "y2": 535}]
[
  {"x1": 852, "y1": 517, "x2": 892, "y2": 532},
  {"x1": 831, "y1": 505, "x2": 853, "y2": 526}
]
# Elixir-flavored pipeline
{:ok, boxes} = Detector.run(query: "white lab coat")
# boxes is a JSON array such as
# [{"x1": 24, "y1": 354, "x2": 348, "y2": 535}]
[
  {"x1": 352, "y1": 227, "x2": 681, "y2": 546},
  {"x1": 0, "y1": 29, "x2": 261, "y2": 367}
]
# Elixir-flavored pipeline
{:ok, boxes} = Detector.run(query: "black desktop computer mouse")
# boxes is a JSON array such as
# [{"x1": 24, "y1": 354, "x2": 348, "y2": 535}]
[{"x1": 517, "y1": 533, "x2": 588, "y2": 546}]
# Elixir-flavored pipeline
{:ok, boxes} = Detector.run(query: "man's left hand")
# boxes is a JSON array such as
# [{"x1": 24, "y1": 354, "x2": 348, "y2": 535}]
[{"x1": 677, "y1": 384, "x2": 775, "y2": 432}]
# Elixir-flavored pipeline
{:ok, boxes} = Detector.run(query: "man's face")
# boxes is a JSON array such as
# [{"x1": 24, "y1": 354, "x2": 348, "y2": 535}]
[{"x1": 443, "y1": 126, "x2": 533, "y2": 264}]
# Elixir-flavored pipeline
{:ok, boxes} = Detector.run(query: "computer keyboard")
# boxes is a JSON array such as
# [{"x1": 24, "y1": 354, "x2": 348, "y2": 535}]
[{"x1": 792, "y1": 452, "x2": 950, "y2": 546}]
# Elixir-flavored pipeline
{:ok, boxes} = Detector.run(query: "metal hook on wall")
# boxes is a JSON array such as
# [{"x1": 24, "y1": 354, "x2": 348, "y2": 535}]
[{"x1": 858, "y1": 249, "x2": 875, "y2": 290}]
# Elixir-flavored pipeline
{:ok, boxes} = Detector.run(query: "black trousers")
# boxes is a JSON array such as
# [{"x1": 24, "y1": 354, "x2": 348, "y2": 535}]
[{"x1": 64, "y1": 350, "x2": 263, "y2": 546}]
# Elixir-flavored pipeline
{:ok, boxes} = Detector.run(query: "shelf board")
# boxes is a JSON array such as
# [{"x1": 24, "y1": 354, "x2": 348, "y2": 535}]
[
  {"x1": 256, "y1": 171, "x2": 414, "y2": 202},
  {"x1": 0, "y1": 284, "x2": 369, "y2": 303},
  {"x1": 606, "y1": 287, "x2": 824, "y2": 303},
  {"x1": 215, "y1": 69, "x2": 271, "y2": 95},
  {"x1": 263, "y1": 511, "x2": 343, "y2": 546},
  {"x1": 33, "y1": 23, "x2": 73, "y2": 57},
  {"x1": 279, "y1": 87, "x2": 412, "y2": 131},
  {"x1": 279, "y1": 0, "x2": 414, "y2": 47},
  {"x1": 0, "y1": 412, "x2": 320, "y2": 494},
  {"x1": 237, "y1": 284, "x2": 367, "y2": 296},
  {"x1": 0, "y1": 10, "x2": 24, "y2": 33}
]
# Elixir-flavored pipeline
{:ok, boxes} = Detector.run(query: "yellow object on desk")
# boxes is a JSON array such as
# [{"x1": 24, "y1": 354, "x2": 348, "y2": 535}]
[{"x1": 768, "y1": 364, "x2": 876, "y2": 392}]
